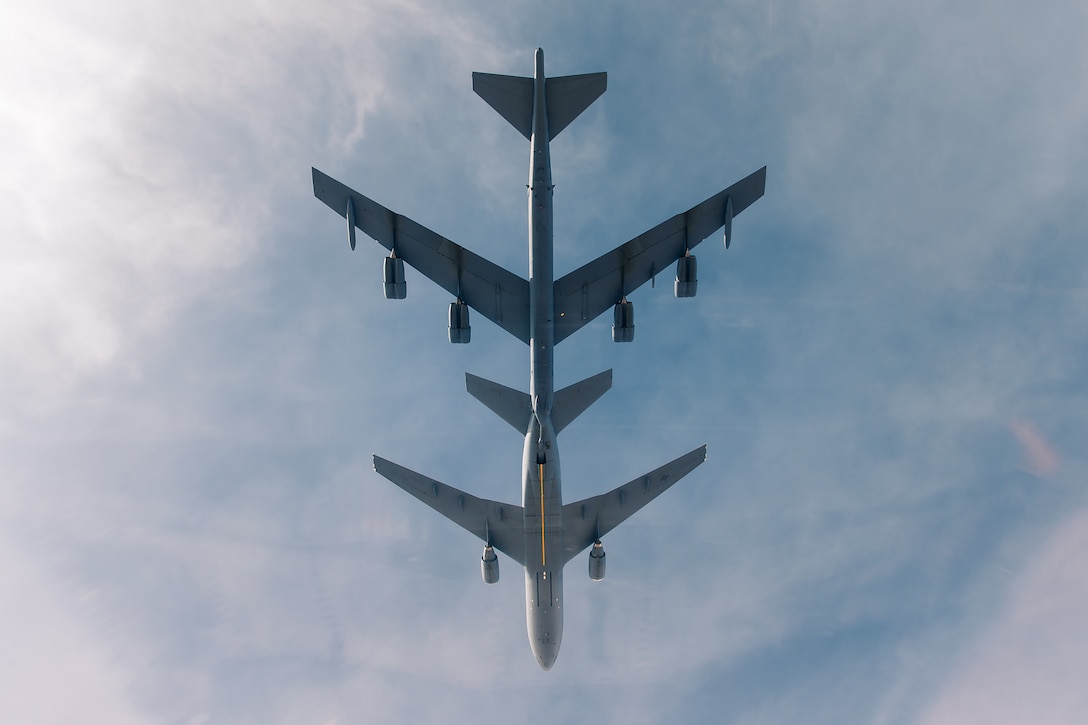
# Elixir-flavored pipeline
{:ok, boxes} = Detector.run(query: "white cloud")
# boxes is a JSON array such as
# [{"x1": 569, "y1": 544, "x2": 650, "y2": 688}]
[
  {"x1": 0, "y1": 536, "x2": 146, "y2": 725},
  {"x1": 3, "y1": 0, "x2": 1088, "y2": 722},
  {"x1": 914, "y1": 509, "x2": 1088, "y2": 725}
]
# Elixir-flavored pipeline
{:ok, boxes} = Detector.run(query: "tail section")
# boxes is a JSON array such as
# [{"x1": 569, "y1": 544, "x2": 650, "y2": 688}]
[
  {"x1": 467, "y1": 370, "x2": 612, "y2": 435},
  {"x1": 473, "y1": 65, "x2": 606, "y2": 141},
  {"x1": 472, "y1": 73, "x2": 534, "y2": 140},
  {"x1": 545, "y1": 73, "x2": 607, "y2": 139},
  {"x1": 552, "y1": 369, "x2": 612, "y2": 434},
  {"x1": 466, "y1": 373, "x2": 532, "y2": 433}
]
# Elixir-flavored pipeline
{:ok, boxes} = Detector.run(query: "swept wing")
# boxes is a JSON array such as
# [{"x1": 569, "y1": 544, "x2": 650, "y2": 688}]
[
  {"x1": 373, "y1": 455, "x2": 527, "y2": 565},
  {"x1": 313, "y1": 167, "x2": 531, "y2": 344},
  {"x1": 560, "y1": 445, "x2": 707, "y2": 564},
  {"x1": 553, "y1": 166, "x2": 766, "y2": 343}
]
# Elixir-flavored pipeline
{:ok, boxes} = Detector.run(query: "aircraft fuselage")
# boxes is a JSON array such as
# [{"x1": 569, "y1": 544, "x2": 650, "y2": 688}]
[{"x1": 523, "y1": 48, "x2": 564, "y2": 671}]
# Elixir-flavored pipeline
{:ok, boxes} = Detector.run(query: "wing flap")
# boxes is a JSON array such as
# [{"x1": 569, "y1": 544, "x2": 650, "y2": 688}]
[
  {"x1": 373, "y1": 455, "x2": 526, "y2": 566},
  {"x1": 560, "y1": 445, "x2": 707, "y2": 564}
]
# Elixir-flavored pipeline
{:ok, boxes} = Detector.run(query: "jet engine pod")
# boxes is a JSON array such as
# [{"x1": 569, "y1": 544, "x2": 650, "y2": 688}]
[
  {"x1": 448, "y1": 300, "x2": 471, "y2": 344},
  {"x1": 612, "y1": 299, "x2": 634, "y2": 343},
  {"x1": 588, "y1": 541, "x2": 606, "y2": 581},
  {"x1": 383, "y1": 255, "x2": 406, "y2": 299},
  {"x1": 674, "y1": 254, "x2": 698, "y2": 298},
  {"x1": 481, "y1": 545, "x2": 499, "y2": 584}
]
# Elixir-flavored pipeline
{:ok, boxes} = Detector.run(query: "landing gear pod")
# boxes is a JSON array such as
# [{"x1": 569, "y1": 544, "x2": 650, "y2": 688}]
[
  {"x1": 481, "y1": 545, "x2": 499, "y2": 584},
  {"x1": 674, "y1": 254, "x2": 698, "y2": 298},
  {"x1": 383, "y1": 254, "x2": 406, "y2": 299},
  {"x1": 588, "y1": 541, "x2": 606, "y2": 581},
  {"x1": 449, "y1": 300, "x2": 471, "y2": 344},
  {"x1": 612, "y1": 299, "x2": 634, "y2": 343},
  {"x1": 723, "y1": 195, "x2": 734, "y2": 250},
  {"x1": 346, "y1": 197, "x2": 357, "y2": 251}
]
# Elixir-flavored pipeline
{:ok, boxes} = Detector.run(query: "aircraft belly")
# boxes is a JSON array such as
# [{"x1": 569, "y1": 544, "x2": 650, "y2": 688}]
[{"x1": 524, "y1": 567, "x2": 564, "y2": 670}]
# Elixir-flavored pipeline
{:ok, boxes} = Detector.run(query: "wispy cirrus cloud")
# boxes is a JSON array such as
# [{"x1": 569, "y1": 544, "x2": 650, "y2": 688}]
[{"x1": 3, "y1": 0, "x2": 1087, "y2": 722}]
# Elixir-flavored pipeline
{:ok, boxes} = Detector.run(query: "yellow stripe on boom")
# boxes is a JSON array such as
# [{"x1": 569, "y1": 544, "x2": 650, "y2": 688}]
[{"x1": 539, "y1": 462, "x2": 546, "y2": 566}]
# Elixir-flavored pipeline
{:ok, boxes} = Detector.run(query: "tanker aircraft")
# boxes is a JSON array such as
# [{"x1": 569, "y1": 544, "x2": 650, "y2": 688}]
[{"x1": 312, "y1": 49, "x2": 766, "y2": 669}]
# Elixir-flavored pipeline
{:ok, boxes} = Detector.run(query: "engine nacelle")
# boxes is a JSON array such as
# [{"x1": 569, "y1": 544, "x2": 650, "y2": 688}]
[
  {"x1": 448, "y1": 300, "x2": 471, "y2": 344},
  {"x1": 612, "y1": 299, "x2": 634, "y2": 343},
  {"x1": 481, "y1": 545, "x2": 499, "y2": 584},
  {"x1": 674, "y1": 254, "x2": 698, "y2": 298},
  {"x1": 588, "y1": 541, "x2": 606, "y2": 581},
  {"x1": 384, "y1": 254, "x2": 406, "y2": 299}
]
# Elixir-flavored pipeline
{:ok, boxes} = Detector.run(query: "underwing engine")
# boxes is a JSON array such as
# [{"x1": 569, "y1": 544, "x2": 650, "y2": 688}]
[
  {"x1": 674, "y1": 253, "x2": 698, "y2": 298},
  {"x1": 612, "y1": 299, "x2": 634, "y2": 343},
  {"x1": 481, "y1": 545, "x2": 499, "y2": 584},
  {"x1": 384, "y1": 254, "x2": 406, "y2": 299},
  {"x1": 449, "y1": 300, "x2": 471, "y2": 343},
  {"x1": 588, "y1": 540, "x2": 606, "y2": 581}
]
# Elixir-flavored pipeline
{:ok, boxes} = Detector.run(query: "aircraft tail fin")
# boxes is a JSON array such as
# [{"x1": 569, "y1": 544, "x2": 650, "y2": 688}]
[
  {"x1": 472, "y1": 71, "x2": 607, "y2": 141},
  {"x1": 552, "y1": 369, "x2": 612, "y2": 434},
  {"x1": 466, "y1": 373, "x2": 532, "y2": 433},
  {"x1": 467, "y1": 369, "x2": 612, "y2": 435},
  {"x1": 472, "y1": 73, "x2": 534, "y2": 140},
  {"x1": 545, "y1": 73, "x2": 607, "y2": 139}
]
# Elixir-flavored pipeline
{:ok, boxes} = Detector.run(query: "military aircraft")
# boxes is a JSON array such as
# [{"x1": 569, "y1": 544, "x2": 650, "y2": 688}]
[{"x1": 312, "y1": 49, "x2": 765, "y2": 670}]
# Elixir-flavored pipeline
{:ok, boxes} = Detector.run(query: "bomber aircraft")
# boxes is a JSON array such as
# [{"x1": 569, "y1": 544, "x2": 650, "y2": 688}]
[{"x1": 312, "y1": 49, "x2": 765, "y2": 669}]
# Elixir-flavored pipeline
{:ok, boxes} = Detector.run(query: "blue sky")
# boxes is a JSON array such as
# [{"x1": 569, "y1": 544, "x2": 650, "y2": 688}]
[{"x1": 3, "y1": 0, "x2": 1087, "y2": 722}]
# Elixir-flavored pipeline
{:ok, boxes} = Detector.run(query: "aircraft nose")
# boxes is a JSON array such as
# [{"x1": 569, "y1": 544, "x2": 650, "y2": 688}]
[
  {"x1": 535, "y1": 651, "x2": 557, "y2": 671},
  {"x1": 533, "y1": 639, "x2": 559, "y2": 670}
]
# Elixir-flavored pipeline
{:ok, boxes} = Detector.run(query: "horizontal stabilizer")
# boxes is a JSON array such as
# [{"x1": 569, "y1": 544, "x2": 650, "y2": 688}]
[
  {"x1": 373, "y1": 455, "x2": 526, "y2": 565},
  {"x1": 545, "y1": 72, "x2": 607, "y2": 139},
  {"x1": 465, "y1": 373, "x2": 532, "y2": 433},
  {"x1": 472, "y1": 73, "x2": 534, "y2": 140},
  {"x1": 552, "y1": 369, "x2": 612, "y2": 434},
  {"x1": 560, "y1": 445, "x2": 707, "y2": 564}
]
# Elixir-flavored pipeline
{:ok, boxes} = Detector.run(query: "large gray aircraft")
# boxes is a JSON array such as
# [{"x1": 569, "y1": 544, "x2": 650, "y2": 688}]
[{"x1": 312, "y1": 49, "x2": 765, "y2": 669}]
